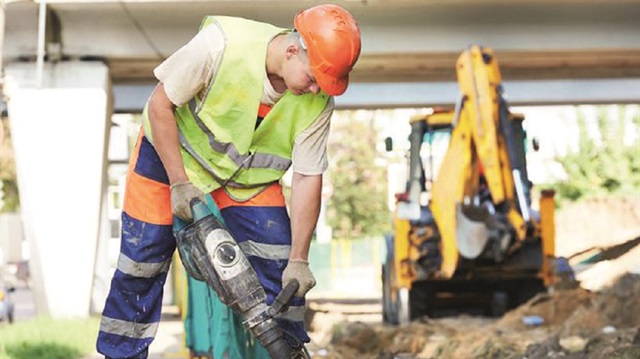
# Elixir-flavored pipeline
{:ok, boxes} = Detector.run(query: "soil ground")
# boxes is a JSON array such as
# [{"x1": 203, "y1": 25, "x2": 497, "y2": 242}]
[{"x1": 304, "y1": 196, "x2": 640, "y2": 359}]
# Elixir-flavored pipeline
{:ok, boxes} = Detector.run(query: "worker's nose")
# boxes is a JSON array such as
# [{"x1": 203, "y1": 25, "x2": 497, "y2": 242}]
[{"x1": 309, "y1": 84, "x2": 321, "y2": 94}]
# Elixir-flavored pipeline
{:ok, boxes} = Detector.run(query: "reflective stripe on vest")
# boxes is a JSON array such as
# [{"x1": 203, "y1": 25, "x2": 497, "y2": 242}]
[
  {"x1": 177, "y1": 98, "x2": 292, "y2": 188},
  {"x1": 143, "y1": 16, "x2": 329, "y2": 201}
]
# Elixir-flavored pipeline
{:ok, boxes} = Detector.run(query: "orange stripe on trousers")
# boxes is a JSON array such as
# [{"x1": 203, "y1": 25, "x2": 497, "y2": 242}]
[
  {"x1": 211, "y1": 183, "x2": 285, "y2": 210},
  {"x1": 122, "y1": 131, "x2": 173, "y2": 225}
]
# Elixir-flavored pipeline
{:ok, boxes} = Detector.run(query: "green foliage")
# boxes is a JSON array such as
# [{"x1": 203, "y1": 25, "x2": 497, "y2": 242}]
[
  {"x1": 5, "y1": 342, "x2": 82, "y2": 359},
  {"x1": 0, "y1": 179, "x2": 20, "y2": 213},
  {"x1": 551, "y1": 105, "x2": 639, "y2": 203},
  {"x1": 0, "y1": 316, "x2": 100, "y2": 359},
  {"x1": 1, "y1": 118, "x2": 20, "y2": 212},
  {"x1": 326, "y1": 114, "x2": 390, "y2": 239}
]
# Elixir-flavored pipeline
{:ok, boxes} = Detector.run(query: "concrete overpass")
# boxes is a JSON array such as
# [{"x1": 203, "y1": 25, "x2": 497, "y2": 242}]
[
  {"x1": 1, "y1": 0, "x2": 639, "y2": 318},
  {"x1": 3, "y1": 0, "x2": 640, "y2": 109}
]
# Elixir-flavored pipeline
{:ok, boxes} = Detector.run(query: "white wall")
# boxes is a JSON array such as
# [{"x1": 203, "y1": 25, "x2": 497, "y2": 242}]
[
  {"x1": 0, "y1": 213, "x2": 24, "y2": 265},
  {"x1": 6, "y1": 61, "x2": 111, "y2": 318}
]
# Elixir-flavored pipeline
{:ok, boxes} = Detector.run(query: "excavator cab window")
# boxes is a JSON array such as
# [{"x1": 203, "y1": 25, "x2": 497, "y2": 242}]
[{"x1": 420, "y1": 124, "x2": 452, "y2": 192}]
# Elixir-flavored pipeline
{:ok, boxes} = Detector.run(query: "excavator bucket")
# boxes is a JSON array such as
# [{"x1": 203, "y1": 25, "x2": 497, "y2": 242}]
[{"x1": 455, "y1": 203, "x2": 490, "y2": 259}]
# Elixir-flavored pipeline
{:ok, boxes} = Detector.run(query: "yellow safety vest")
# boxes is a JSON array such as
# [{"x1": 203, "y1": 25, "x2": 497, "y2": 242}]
[{"x1": 143, "y1": 16, "x2": 330, "y2": 201}]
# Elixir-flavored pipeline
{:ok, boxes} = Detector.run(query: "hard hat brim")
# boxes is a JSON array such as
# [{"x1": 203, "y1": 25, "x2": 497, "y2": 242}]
[
  {"x1": 293, "y1": 5, "x2": 360, "y2": 96},
  {"x1": 314, "y1": 70, "x2": 349, "y2": 96}
]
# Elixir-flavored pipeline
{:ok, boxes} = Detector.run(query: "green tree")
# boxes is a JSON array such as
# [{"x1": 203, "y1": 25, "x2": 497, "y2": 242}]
[
  {"x1": 0, "y1": 118, "x2": 20, "y2": 212},
  {"x1": 326, "y1": 112, "x2": 390, "y2": 239},
  {"x1": 552, "y1": 105, "x2": 639, "y2": 202}
]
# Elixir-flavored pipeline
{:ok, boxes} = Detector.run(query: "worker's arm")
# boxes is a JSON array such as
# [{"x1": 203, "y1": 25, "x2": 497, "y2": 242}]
[
  {"x1": 149, "y1": 23, "x2": 218, "y2": 183},
  {"x1": 283, "y1": 172, "x2": 321, "y2": 296},
  {"x1": 147, "y1": 83, "x2": 204, "y2": 221},
  {"x1": 289, "y1": 172, "x2": 322, "y2": 260},
  {"x1": 147, "y1": 83, "x2": 188, "y2": 185}
]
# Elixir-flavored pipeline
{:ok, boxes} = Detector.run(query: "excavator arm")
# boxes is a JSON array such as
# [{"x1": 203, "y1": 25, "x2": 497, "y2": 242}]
[{"x1": 431, "y1": 46, "x2": 530, "y2": 277}]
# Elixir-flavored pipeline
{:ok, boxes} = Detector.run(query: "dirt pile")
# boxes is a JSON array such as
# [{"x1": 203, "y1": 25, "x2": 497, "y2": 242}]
[
  {"x1": 555, "y1": 196, "x2": 640, "y2": 257},
  {"x1": 312, "y1": 274, "x2": 640, "y2": 359},
  {"x1": 307, "y1": 197, "x2": 640, "y2": 358}
]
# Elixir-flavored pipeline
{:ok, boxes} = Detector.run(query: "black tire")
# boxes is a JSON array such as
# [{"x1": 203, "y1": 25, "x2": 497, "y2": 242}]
[
  {"x1": 382, "y1": 235, "x2": 401, "y2": 325},
  {"x1": 409, "y1": 281, "x2": 435, "y2": 320},
  {"x1": 382, "y1": 263, "x2": 399, "y2": 324},
  {"x1": 490, "y1": 291, "x2": 509, "y2": 317},
  {"x1": 514, "y1": 278, "x2": 546, "y2": 305}
]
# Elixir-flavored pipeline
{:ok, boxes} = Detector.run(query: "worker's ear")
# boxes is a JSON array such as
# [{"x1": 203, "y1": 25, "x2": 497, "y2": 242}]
[{"x1": 285, "y1": 43, "x2": 301, "y2": 60}]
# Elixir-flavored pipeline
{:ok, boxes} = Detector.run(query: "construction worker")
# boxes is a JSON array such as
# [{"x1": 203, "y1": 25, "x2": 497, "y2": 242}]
[{"x1": 97, "y1": 4, "x2": 361, "y2": 359}]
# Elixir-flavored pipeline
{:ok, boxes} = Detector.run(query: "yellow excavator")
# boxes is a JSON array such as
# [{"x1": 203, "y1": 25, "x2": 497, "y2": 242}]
[{"x1": 382, "y1": 45, "x2": 558, "y2": 324}]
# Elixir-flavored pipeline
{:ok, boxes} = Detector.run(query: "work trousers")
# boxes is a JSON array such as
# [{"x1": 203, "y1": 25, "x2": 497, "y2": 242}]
[{"x1": 97, "y1": 133, "x2": 307, "y2": 359}]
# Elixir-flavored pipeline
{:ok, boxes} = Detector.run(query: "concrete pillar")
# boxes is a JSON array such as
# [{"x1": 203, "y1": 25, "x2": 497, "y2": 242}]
[
  {"x1": 5, "y1": 61, "x2": 111, "y2": 318},
  {"x1": 0, "y1": 213, "x2": 24, "y2": 265}
]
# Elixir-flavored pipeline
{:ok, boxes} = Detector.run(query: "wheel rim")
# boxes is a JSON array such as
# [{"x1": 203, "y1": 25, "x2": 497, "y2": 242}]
[{"x1": 398, "y1": 287, "x2": 410, "y2": 324}]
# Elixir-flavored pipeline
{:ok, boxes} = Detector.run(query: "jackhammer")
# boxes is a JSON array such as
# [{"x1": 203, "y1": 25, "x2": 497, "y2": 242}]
[{"x1": 173, "y1": 197, "x2": 299, "y2": 359}]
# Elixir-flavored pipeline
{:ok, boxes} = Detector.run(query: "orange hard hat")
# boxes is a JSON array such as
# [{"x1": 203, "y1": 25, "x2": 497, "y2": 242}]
[{"x1": 294, "y1": 4, "x2": 361, "y2": 96}]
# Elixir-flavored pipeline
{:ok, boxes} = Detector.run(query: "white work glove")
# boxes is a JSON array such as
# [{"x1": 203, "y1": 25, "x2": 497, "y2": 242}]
[
  {"x1": 170, "y1": 181, "x2": 206, "y2": 221},
  {"x1": 282, "y1": 259, "x2": 316, "y2": 297}
]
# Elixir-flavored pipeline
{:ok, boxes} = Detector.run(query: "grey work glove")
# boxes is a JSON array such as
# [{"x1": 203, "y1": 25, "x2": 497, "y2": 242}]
[
  {"x1": 282, "y1": 259, "x2": 316, "y2": 297},
  {"x1": 170, "y1": 181, "x2": 206, "y2": 221}
]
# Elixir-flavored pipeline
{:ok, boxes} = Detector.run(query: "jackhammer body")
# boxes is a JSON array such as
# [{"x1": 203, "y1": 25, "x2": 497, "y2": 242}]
[{"x1": 174, "y1": 198, "x2": 297, "y2": 359}]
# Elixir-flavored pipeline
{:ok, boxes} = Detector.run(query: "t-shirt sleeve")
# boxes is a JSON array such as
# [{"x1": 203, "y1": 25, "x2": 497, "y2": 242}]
[
  {"x1": 292, "y1": 97, "x2": 335, "y2": 175},
  {"x1": 153, "y1": 25, "x2": 224, "y2": 107}
]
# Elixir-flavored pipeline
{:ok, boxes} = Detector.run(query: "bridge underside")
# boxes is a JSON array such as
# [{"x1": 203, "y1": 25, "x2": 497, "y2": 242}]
[{"x1": 4, "y1": 0, "x2": 640, "y2": 108}]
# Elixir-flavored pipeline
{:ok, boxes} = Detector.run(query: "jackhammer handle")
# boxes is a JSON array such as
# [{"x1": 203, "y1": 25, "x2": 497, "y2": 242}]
[
  {"x1": 268, "y1": 279, "x2": 300, "y2": 317},
  {"x1": 172, "y1": 197, "x2": 210, "y2": 235}
]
